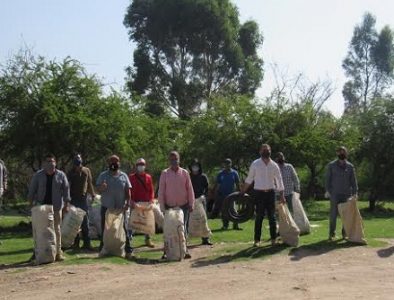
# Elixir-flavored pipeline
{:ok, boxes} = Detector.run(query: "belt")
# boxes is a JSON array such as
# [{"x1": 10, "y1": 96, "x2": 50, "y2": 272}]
[{"x1": 254, "y1": 189, "x2": 274, "y2": 193}]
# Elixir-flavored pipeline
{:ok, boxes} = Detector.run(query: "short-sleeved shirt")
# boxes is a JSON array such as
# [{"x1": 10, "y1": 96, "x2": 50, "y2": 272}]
[
  {"x1": 216, "y1": 169, "x2": 240, "y2": 197},
  {"x1": 96, "y1": 170, "x2": 131, "y2": 209}
]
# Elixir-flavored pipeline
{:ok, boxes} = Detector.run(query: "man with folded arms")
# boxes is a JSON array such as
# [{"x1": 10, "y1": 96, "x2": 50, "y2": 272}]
[{"x1": 241, "y1": 144, "x2": 285, "y2": 247}]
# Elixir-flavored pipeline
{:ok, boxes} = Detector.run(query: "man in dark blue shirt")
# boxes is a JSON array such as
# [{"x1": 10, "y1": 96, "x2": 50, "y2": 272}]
[{"x1": 211, "y1": 158, "x2": 241, "y2": 230}]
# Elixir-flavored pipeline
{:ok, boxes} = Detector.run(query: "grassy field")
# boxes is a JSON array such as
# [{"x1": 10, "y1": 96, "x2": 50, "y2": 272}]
[{"x1": 1, "y1": 200, "x2": 394, "y2": 267}]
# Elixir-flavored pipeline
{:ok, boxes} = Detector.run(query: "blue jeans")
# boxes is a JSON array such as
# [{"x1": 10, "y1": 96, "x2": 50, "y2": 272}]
[{"x1": 71, "y1": 196, "x2": 91, "y2": 247}]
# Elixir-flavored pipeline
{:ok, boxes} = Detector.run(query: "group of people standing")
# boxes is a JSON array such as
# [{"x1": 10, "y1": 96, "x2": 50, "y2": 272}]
[{"x1": 5, "y1": 142, "x2": 357, "y2": 262}]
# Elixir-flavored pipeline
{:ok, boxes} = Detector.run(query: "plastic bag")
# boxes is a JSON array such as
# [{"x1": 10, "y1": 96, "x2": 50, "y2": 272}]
[{"x1": 292, "y1": 192, "x2": 311, "y2": 235}]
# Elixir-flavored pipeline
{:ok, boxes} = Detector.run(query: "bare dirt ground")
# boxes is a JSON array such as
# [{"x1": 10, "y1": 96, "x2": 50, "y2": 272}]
[{"x1": 1, "y1": 242, "x2": 394, "y2": 300}]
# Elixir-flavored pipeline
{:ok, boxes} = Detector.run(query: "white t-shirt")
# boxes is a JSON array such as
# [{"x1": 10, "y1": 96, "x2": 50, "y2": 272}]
[{"x1": 245, "y1": 158, "x2": 284, "y2": 191}]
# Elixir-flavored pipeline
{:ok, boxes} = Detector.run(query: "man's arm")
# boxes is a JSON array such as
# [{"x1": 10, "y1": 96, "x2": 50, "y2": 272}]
[
  {"x1": 325, "y1": 164, "x2": 332, "y2": 195},
  {"x1": 202, "y1": 174, "x2": 209, "y2": 197},
  {"x1": 124, "y1": 175, "x2": 132, "y2": 209},
  {"x1": 350, "y1": 166, "x2": 358, "y2": 196},
  {"x1": 27, "y1": 173, "x2": 38, "y2": 207},
  {"x1": 241, "y1": 163, "x2": 255, "y2": 194},
  {"x1": 148, "y1": 175, "x2": 155, "y2": 202},
  {"x1": 86, "y1": 168, "x2": 95, "y2": 197},
  {"x1": 185, "y1": 172, "x2": 195, "y2": 211},
  {"x1": 234, "y1": 171, "x2": 241, "y2": 191},
  {"x1": 291, "y1": 165, "x2": 301, "y2": 193},
  {"x1": 158, "y1": 172, "x2": 166, "y2": 212},
  {"x1": 62, "y1": 173, "x2": 71, "y2": 206}
]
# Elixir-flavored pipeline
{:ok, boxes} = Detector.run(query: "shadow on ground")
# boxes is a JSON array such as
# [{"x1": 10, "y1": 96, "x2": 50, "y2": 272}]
[{"x1": 377, "y1": 246, "x2": 394, "y2": 258}]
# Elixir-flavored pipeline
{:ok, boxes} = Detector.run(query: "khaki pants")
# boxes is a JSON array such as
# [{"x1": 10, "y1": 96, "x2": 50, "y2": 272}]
[{"x1": 54, "y1": 210, "x2": 62, "y2": 254}]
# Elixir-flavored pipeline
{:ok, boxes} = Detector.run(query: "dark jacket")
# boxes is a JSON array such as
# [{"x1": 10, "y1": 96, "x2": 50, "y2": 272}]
[{"x1": 189, "y1": 160, "x2": 209, "y2": 199}]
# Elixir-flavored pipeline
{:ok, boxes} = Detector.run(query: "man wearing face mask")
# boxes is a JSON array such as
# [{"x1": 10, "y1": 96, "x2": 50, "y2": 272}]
[
  {"x1": 275, "y1": 152, "x2": 300, "y2": 213},
  {"x1": 67, "y1": 154, "x2": 96, "y2": 251},
  {"x1": 241, "y1": 144, "x2": 285, "y2": 247},
  {"x1": 212, "y1": 158, "x2": 241, "y2": 230},
  {"x1": 129, "y1": 158, "x2": 155, "y2": 248},
  {"x1": 158, "y1": 151, "x2": 195, "y2": 259},
  {"x1": 325, "y1": 146, "x2": 358, "y2": 241},
  {"x1": 188, "y1": 159, "x2": 212, "y2": 246},
  {"x1": 96, "y1": 155, "x2": 133, "y2": 259},
  {"x1": 28, "y1": 153, "x2": 70, "y2": 261}
]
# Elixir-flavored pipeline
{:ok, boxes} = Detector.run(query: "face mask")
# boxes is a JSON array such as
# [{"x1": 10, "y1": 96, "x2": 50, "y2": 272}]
[
  {"x1": 191, "y1": 166, "x2": 199, "y2": 173},
  {"x1": 338, "y1": 154, "x2": 346, "y2": 160},
  {"x1": 109, "y1": 162, "x2": 120, "y2": 171},
  {"x1": 277, "y1": 158, "x2": 284, "y2": 164},
  {"x1": 137, "y1": 165, "x2": 145, "y2": 173},
  {"x1": 170, "y1": 159, "x2": 179, "y2": 167},
  {"x1": 45, "y1": 162, "x2": 56, "y2": 172},
  {"x1": 74, "y1": 159, "x2": 82, "y2": 167},
  {"x1": 261, "y1": 150, "x2": 271, "y2": 158}
]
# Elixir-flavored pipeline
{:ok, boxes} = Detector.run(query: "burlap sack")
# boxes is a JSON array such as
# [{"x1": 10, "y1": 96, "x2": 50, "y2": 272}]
[
  {"x1": 152, "y1": 200, "x2": 164, "y2": 229},
  {"x1": 31, "y1": 205, "x2": 56, "y2": 264},
  {"x1": 128, "y1": 202, "x2": 155, "y2": 235},
  {"x1": 61, "y1": 205, "x2": 86, "y2": 248},
  {"x1": 292, "y1": 192, "x2": 311, "y2": 235},
  {"x1": 188, "y1": 196, "x2": 211, "y2": 238},
  {"x1": 100, "y1": 209, "x2": 126, "y2": 257},
  {"x1": 278, "y1": 203, "x2": 300, "y2": 247},
  {"x1": 338, "y1": 196, "x2": 367, "y2": 244},
  {"x1": 163, "y1": 208, "x2": 186, "y2": 261}
]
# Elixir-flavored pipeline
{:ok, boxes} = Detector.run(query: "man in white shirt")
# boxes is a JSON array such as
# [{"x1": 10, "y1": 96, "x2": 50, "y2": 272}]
[{"x1": 241, "y1": 144, "x2": 285, "y2": 247}]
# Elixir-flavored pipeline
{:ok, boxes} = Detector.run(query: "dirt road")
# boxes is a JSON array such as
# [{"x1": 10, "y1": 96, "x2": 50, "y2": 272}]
[{"x1": 1, "y1": 243, "x2": 394, "y2": 300}]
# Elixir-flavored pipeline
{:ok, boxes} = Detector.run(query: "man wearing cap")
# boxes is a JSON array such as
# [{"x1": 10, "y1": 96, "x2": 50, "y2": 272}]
[
  {"x1": 212, "y1": 158, "x2": 241, "y2": 230},
  {"x1": 158, "y1": 151, "x2": 195, "y2": 259},
  {"x1": 275, "y1": 152, "x2": 300, "y2": 213},
  {"x1": 129, "y1": 158, "x2": 155, "y2": 248},
  {"x1": 325, "y1": 146, "x2": 358, "y2": 241},
  {"x1": 241, "y1": 144, "x2": 285, "y2": 247},
  {"x1": 67, "y1": 154, "x2": 96, "y2": 250},
  {"x1": 96, "y1": 155, "x2": 133, "y2": 259}
]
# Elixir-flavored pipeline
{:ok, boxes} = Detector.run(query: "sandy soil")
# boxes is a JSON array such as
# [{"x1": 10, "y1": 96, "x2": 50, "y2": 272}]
[{"x1": 1, "y1": 241, "x2": 394, "y2": 300}]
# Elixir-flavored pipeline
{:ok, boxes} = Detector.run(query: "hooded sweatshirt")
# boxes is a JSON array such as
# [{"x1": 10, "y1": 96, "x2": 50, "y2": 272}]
[{"x1": 189, "y1": 161, "x2": 209, "y2": 199}]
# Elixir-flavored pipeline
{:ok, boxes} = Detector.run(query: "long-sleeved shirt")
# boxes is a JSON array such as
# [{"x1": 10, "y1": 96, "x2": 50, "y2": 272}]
[
  {"x1": 325, "y1": 160, "x2": 358, "y2": 196},
  {"x1": 129, "y1": 172, "x2": 154, "y2": 202},
  {"x1": 279, "y1": 163, "x2": 300, "y2": 196},
  {"x1": 158, "y1": 167, "x2": 195, "y2": 211},
  {"x1": 245, "y1": 158, "x2": 284, "y2": 191},
  {"x1": 96, "y1": 170, "x2": 131, "y2": 209},
  {"x1": 0, "y1": 160, "x2": 7, "y2": 194},
  {"x1": 67, "y1": 166, "x2": 95, "y2": 200},
  {"x1": 28, "y1": 169, "x2": 70, "y2": 211},
  {"x1": 190, "y1": 173, "x2": 209, "y2": 198}
]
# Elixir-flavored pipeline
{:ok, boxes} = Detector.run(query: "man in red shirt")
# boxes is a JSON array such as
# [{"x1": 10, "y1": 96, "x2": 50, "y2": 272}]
[{"x1": 129, "y1": 158, "x2": 155, "y2": 248}]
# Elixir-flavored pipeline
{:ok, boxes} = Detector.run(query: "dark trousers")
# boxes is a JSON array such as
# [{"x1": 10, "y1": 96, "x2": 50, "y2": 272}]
[
  {"x1": 254, "y1": 190, "x2": 276, "y2": 241},
  {"x1": 99, "y1": 206, "x2": 132, "y2": 254},
  {"x1": 211, "y1": 194, "x2": 237, "y2": 228},
  {"x1": 71, "y1": 196, "x2": 91, "y2": 247}
]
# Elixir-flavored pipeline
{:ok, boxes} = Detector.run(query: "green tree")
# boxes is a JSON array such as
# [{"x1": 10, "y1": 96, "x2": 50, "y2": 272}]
[
  {"x1": 124, "y1": 0, "x2": 263, "y2": 119},
  {"x1": 342, "y1": 12, "x2": 394, "y2": 112}
]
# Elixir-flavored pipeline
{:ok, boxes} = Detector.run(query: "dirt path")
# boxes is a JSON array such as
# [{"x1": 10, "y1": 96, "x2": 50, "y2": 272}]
[{"x1": 1, "y1": 242, "x2": 394, "y2": 300}]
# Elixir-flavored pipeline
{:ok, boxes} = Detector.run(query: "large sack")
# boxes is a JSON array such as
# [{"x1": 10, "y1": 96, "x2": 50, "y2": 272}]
[
  {"x1": 128, "y1": 202, "x2": 155, "y2": 235},
  {"x1": 292, "y1": 192, "x2": 311, "y2": 235},
  {"x1": 188, "y1": 196, "x2": 211, "y2": 238},
  {"x1": 100, "y1": 209, "x2": 126, "y2": 257},
  {"x1": 278, "y1": 203, "x2": 300, "y2": 247},
  {"x1": 152, "y1": 200, "x2": 164, "y2": 229},
  {"x1": 31, "y1": 205, "x2": 56, "y2": 265},
  {"x1": 338, "y1": 196, "x2": 367, "y2": 244},
  {"x1": 88, "y1": 197, "x2": 102, "y2": 239},
  {"x1": 61, "y1": 205, "x2": 86, "y2": 248},
  {"x1": 163, "y1": 208, "x2": 186, "y2": 261}
]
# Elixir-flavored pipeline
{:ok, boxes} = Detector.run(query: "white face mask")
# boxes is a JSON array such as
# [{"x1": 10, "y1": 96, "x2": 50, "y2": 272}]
[
  {"x1": 191, "y1": 166, "x2": 200, "y2": 173},
  {"x1": 137, "y1": 165, "x2": 145, "y2": 173}
]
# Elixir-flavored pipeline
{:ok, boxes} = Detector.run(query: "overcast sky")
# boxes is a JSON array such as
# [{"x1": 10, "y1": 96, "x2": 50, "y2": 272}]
[{"x1": 2, "y1": 0, "x2": 394, "y2": 116}]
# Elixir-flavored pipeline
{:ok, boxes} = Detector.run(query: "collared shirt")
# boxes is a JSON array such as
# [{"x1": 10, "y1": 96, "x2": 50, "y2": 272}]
[
  {"x1": 96, "y1": 170, "x2": 131, "y2": 209},
  {"x1": 28, "y1": 169, "x2": 70, "y2": 211},
  {"x1": 67, "y1": 166, "x2": 95, "y2": 200},
  {"x1": 325, "y1": 159, "x2": 358, "y2": 196},
  {"x1": 129, "y1": 172, "x2": 154, "y2": 202},
  {"x1": 216, "y1": 169, "x2": 240, "y2": 196},
  {"x1": 278, "y1": 163, "x2": 300, "y2": 196},
  {"x1": 158, "y1": 167, "x2": 195, "y2": 211},
  {"x1": 245, "y1": 158, "x2": 284, "y2": 191}
]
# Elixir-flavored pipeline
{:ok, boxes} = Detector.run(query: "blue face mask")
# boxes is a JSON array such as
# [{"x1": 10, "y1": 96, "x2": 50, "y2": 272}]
[
  {"x1": 170, "y1": 159, "x2": 179, "y2": 167},
  {"x1": 74, "y1": 159, "x2": 82, "y2": 166}
]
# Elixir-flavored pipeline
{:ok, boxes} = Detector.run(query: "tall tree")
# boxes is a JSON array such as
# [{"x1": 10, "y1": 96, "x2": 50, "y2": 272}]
[
  {"x1": 124, "y1": 0, "x2": 263, "y2": 119},
  {"x1": 342, "y1": 12, "x2": 394, "y2": 112}
]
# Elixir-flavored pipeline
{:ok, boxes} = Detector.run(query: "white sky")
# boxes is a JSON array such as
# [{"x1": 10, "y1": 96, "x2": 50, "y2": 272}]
[{"x1": 1, "y1": 0, "x2": 394, "y2": 116}]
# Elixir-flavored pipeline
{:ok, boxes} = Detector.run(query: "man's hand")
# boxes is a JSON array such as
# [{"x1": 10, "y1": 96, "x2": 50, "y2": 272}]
[
  {"x1": 123, "y1": 202, "x2": 130, "y2": 211},
  {"x1": 189, "y1": 205, "x2": 194, "y2": 213},
  {"x1": 324, "y1": 191, "x2": 330, "y2": 199},
  {"x1": 98, "y1": 180, "x2": 108, "y2": 192},
  {"x1": 279, "y1": 195, "x2": 286, "y2": 204},
  {"x1": 63, "y1": 203, "x2": 70, "y2": 214}
]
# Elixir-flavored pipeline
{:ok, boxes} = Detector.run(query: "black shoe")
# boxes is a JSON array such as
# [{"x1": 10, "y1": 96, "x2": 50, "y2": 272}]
[
  {"x1": 184, "y1": 253, "x2": 192, "y2": 259},
  {"x1": 161, "y1": 253, "x2": 167, "y2": 260},
  {"x1": 202, "y1": 238, "x2": 213, "y2": 246},
  {"x1": 233, "y1": 225, "x2": 243, "y2": 231},
  {"x1": 81, "y1": 244, "x2": 95, "y2": 252}
]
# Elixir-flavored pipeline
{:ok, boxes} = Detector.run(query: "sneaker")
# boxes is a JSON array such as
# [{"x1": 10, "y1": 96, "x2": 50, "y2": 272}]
[
  {"x1": 125, "y1": 252, "x2": 135, "y2": 260},
  {"x1": 145, "y1": 239, "x2": 155, "y2": 248},
  {"x1": 184, "y1": 253, "x2": 192, "y2": 259},
  {"x1": 55, "y1": 253, "x2": 65, "y2": 262},
  {"x1": 253, "y1": 241, "x2": 260, "y2": 247}
]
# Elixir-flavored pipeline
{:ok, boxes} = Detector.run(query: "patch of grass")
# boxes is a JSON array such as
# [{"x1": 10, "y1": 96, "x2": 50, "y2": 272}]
[{"x1": 1, "y1": 200, "x2": 394, "y2": 268}]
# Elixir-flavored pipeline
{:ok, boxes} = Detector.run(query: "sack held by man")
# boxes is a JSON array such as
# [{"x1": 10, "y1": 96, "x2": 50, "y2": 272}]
[
  {"x1": 278, "y1": 203, "x2": 300, "y2": 247},
  {"x1": 61, "y1": 205, "x2": 86, "y2": 248},
  {"x1": 100, "y1": 209, "x2": 126, "y2": 257},
  {"x1": 128, "y1": 202, "x2": 155, "y2": 235},
  {"x1": 292, "y1": 192, "x2": 311, "y2": 235},
  {"x1": 163, "y1": 208, "x2": 186, "y2": 261},
  {"x1": 188, "y1": 196, "x2": 211, "y2": 238},
  {"x1": 338, "y1": 196, "x2": 367, "y2": 244}
]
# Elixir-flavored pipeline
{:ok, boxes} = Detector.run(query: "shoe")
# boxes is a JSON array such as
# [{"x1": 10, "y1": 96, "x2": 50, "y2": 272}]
[
  {"x1": 271, "y1": 239, "x2": 277, "y2": 246},
  {"x1": 145, "y1": 239, "x2": 155, "y2": 248},
  {"x1": 253, "y1": 241, "x2": 260, "y2": 247},
  {"x1": 220, "y1": 226, "x2": 229, "y2": 230},
  {"x1": 184, "y1": 253, "x2": 192, "y2": 259},
  {"x1": 328, "y1": 235, "x2": 337, "y2": 241},
  {"x1": 161, "y1": 253, "x2": 167, "y2": 260},
  {"x1": 233, "y1": 226, "x2": 243, "y2": 231},
  {"x1": 201, "y1": 238, "x2": 213, "y2": 246},
  {"x1": 81, "y1": 245, "x2": 95, "y2": 252},
  {"x1": 125, "y1": 252, "x2": 135, "y2": 260},
  {"x1": 55, "y1": 253, "x2": 65, "y2": 262}
]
